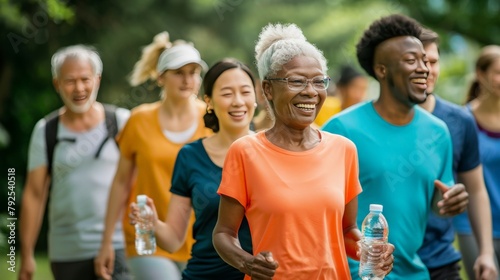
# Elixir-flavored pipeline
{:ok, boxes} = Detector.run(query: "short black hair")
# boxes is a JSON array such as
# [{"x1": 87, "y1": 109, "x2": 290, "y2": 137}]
[
  {"x1": 336, "y1": 65, "x2": 364, "y2": 87},
  {"x1": 356, "y1": 14, "x2": 422, "y2": 79}
]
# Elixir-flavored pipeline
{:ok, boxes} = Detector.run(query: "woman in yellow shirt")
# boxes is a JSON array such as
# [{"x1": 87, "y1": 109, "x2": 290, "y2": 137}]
[{"x1": 95, "y1": 31, "x2": 212, "y2": 280}]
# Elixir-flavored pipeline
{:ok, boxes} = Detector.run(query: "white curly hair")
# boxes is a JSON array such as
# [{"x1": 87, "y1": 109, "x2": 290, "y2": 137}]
[{"x1": 255, "y1": 23, "x2": 328, "y2": 80}]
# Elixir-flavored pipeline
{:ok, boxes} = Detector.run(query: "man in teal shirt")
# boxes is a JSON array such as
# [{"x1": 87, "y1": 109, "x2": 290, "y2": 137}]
[{"x1": 322, "y1": 14, "x2": 468, "y2": 279}]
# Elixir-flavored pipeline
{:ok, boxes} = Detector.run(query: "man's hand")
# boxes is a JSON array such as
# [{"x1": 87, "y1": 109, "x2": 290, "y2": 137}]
[
  {"x1": 474, "y1": 253, "x2": 498, "y2": 280},
  {"x1": 94, "y1": 244, "x2": 115, "y2": 280},
  {"x1": 18, "y1": 254, "x2": 36, "y2": 280},
  {"x1": 434, "y1": 180, "x2": 468, "y2": 216}
]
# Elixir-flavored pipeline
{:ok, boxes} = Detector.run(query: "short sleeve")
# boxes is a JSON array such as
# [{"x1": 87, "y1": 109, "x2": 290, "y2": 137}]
[
  {"x1": 439, "y1": 127, "x2": 455, "y2": 187},
  {"x1": 27, "y1": 119, "x2": 48, "y2": 171},
  {"x1": 344, "y1": 139, "x2": 362, "y2": 204},
  {"x1": 217, "y1": 141, "x2": 248, "y2": 209},
  {"x1": 321, "y1": 117, "x2": 349, "y2": 138},
  {"x1": 170, "y1": 148, "x2": 190, "y2": 197},
  {"x1": 117, "y1": 113, "x2": 136, "y2": 160},
  {"x1": 457, "y1": 113, "x2": 480, "y2": 172},
  {"x1": 115, "y1": 107, "x2": 131, "y2": 131}
]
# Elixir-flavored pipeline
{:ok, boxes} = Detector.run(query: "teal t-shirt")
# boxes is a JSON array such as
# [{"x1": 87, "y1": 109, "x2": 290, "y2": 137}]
[
  {"x1": 322, "y1": 101, "x2": 454, "y2": 280},
  {"x1": 170, "y1": 139, "x2": 252, "y2": 280}
]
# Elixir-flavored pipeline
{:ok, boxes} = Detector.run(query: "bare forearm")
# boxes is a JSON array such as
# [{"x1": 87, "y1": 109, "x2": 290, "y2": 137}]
[
  {"x1": 213, "y1": 232, "x2": 252, "y2": 274},
  {"x1": 467, "y1": 190, "x2": 494, "y2": 255},
  {"x1": 20, "y1": 188, "x2": 47, "y2": 256},
  {"x1": 458, "y1": 167, "x2": 494, "y2": 256},
  {"x1": 155, "y1": 221, "x2": 183, "y2": 253},
  {"x1": 344, "y1": 226, "x2": 362, "y2": 260},
  {"x1": 102, "y1": 180, "x2": 131, "y2": 245}
]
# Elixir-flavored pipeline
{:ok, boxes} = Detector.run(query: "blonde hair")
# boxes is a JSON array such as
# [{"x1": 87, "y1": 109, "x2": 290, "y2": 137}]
[
  {"x1": 129, "y1": 32, "x2": 194, "y2": 86},
  {"x1": 129, "y1": 32, "x2": 171, "y2": 86}
]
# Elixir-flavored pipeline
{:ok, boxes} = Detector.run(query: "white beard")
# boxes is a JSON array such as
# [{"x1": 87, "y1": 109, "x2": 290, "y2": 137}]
[{"x1": 61, "y1": 86, "x2": 99, "y2": 114}]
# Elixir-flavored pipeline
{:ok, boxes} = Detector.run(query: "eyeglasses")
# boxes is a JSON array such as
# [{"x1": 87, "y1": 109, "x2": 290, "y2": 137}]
[{"x1": 266, "y1": 76, "x2": 331, "y2": 91}]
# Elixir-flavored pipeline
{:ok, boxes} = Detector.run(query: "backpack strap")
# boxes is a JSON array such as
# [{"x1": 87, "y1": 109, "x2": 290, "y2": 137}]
[
  {"x1": 94, "y1": 104, "x2": 118, "y2": 158},
  {"x1": 44, "y1": 110, "x2": 61, "y2": 176},
  {"x1": 45, "y1": 105, "x2": 119, "y2": 175}
]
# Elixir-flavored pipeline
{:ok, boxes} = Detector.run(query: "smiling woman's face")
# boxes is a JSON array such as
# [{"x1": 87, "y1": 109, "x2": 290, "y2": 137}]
[
  {"x1": 209, "y1": 68, "x2": 256, "y2": 133},
  {"x1": 264, "y1": 55, "x2": 326, "y2": 129}
]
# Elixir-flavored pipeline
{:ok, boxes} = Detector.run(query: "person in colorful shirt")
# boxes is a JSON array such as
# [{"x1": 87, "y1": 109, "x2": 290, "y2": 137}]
[
  {"x1": 129, "y1": 58, "x2": 256, "y2": 279},
  {"x1": 322, "y1": 14, "x2": 468, "y2": 279},
  {"x1": 417, "y1": 28, "x2": 497, "y2": 280},
  {"x1": 95, "y1": 31, "x2": 212, "y2": 280},
  {"x1": 213, "y1": 23, "x2": 394, "y2": 280},
  {"x1": 454, "y1": 45, "x2": 500, "y2": 280}
]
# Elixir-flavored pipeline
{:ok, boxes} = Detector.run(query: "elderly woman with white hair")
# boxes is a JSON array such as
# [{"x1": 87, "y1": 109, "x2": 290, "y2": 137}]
[{"x1": 212, "y1": 23, "x2": 393, "y2": 280}]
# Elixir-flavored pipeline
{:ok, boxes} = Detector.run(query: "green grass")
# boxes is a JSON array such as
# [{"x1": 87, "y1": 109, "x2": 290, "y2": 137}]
[
  {"x1": 454, "y1": 238, "x2": 469, "y2": 280},
  {"x1": 459, "y1": 260, "x2": 469, "y2": 280},
  {"x1": 2, "y1": 253, "x2": 52, "y2": 280}
]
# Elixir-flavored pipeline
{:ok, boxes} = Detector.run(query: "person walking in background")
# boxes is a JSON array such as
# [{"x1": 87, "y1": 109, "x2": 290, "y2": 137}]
[
  {"x1": 94, "y1": 32, "x2": 212, "y2": 280},
  {"x1": 212, "y1": 23, "x2": 394, "y2": 280},
  {"x1": 454, "y1": 45, "x2": 500, "y2": 280},
  {"x1": 313, "y1": 65, "x2": 368, "y2": 127},
  {"x1": 19, "y1": 45, "x2": 131, "y2": 280},
  {"x1": 417, "y1": 28, "x2": 498, "y2": 280},
  {"x1": 336, "y1": 65, "x2": 369, "y2": 111},
  {"x1": 252, "y1": 78, "x2": 274, "y2": 132},
  {"x1": 322, "y1": 14, "x2": 469, "y2": 279},
  {"x1": 129, "y1": 58, "x2": 255, "y2": 280}
]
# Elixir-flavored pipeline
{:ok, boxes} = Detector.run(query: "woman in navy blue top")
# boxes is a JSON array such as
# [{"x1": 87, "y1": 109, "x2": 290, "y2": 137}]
[{"x1": 130, "y1": 58, "x2": 256, "y2": 279}]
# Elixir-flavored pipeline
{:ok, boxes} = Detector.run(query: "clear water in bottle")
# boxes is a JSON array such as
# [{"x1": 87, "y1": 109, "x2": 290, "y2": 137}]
[
  {"x1": 359, "y1": 204, "x2": 389, "y2": 280},
  {"x1": 135, "y1": 195, "x2": 156, "y2": 255}
]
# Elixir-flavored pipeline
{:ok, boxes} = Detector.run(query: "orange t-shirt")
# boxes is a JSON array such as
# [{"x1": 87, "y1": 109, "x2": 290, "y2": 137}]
[
  {"x1": 218, "y1": 131, "x2": 361, "y2": 280},
  {"x1": 119, "y1": 101, "x2": 212, "y2": 261}
]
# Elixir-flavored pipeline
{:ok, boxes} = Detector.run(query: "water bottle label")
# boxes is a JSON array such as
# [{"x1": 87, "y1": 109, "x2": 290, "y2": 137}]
[
  {"x1": 364, "y1": 228, "x2": 384, "y2": 238},
  {"x1": 137, "y1": 228, "x2": 153, "y2": 234}
]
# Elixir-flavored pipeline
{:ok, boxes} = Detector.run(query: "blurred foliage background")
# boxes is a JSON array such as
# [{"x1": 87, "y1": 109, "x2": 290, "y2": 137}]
[{"x1": 1, "y1": 0, "x2": 500, "y2": 274}]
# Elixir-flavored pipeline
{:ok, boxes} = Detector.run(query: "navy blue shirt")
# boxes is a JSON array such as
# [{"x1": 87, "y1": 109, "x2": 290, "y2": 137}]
[
  {"x1": 417, "y1": 96, "x2": 480, "y2": 268},
  {"x1": 170, "y1": 139, "x2": 252, "y2": 280}
]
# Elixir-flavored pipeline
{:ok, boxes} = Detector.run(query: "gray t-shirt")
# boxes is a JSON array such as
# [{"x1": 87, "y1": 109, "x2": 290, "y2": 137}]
[{"x1": 27, "y1": 107, "x2": 130, "y2": 261}]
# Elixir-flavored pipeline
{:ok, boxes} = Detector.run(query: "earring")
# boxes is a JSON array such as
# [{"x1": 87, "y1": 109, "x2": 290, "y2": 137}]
[
  {"x1": 254, "y1": 102, "x2": 258, "y2": 108},
  {"x1": 206, "y1": 107, "x2": 213, "y2": 114}
]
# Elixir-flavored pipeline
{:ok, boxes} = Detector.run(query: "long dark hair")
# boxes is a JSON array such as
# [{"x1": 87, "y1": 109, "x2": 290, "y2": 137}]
[
  {"x1": 466, "y1": 45, "x2": 500, "y2": 103},
  {"x1": 202, "y1": 58, "x2": 256, "y2": 132}
]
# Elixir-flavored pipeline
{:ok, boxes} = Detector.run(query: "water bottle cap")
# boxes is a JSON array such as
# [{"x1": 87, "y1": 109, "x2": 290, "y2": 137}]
[
  {"x1": 137, "y1": 195, "x2": 147, "y2": 206},
  {"x1": 369, "y1": 204, "x2": 383, "y2": 212}
]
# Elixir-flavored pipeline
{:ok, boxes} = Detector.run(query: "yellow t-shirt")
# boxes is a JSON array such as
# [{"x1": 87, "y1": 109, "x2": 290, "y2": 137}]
[
  {"x1": 119, "y1": 101, "x2": 212, "y2": 261},
  {"x1": 314, "y1": 96, "x2": 341, "y2": 127},
  {"x1": 218, "y1": 131, "x2": 362, "y2": 279}
]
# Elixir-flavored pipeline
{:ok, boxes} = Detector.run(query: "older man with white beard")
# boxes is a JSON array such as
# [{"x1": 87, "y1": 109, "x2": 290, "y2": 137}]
[{"x1": 19, "y1": 45, "x2": 131, "y2": 280}]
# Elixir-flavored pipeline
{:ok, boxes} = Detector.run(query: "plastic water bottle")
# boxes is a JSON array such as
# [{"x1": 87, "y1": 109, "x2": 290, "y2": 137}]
[
  {"x1": 135, "y1": 195, "x2": 156, "y2": 255},
  {"x1": 359, "y1": 204, "x2": 389, "y2": 280}
]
